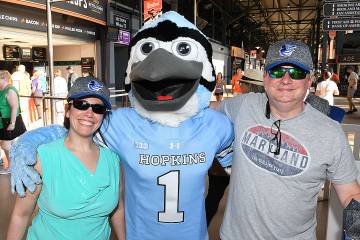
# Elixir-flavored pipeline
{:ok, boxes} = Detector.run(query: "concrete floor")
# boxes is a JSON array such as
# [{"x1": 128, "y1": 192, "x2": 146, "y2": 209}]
[{"x1": 0, "y1": 96, "x2": 358, "y2": 240}]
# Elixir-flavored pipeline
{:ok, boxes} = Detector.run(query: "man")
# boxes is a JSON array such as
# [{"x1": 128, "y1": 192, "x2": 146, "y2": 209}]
[
  {"x1": 11, "y1": 65, "x2": 31, "y2": 127},
  {"x1": 53, "y1": 69, "x2": 67, "y2": 124},
  {"x1": 217, "y1": 40, "x2": 360, "y2": 239},
  {"x1": 66, "y1": 66, "x2": 78, "y2": 91},
  {"x1": 346, "y1": 66, "x2": 359, "y2": 114},
  {"x1": 315, "y1": 67, "x2": 339, "y2": 106},
  {"x1": 231, "y1": 67, "x2": 243, "y2": 96}
]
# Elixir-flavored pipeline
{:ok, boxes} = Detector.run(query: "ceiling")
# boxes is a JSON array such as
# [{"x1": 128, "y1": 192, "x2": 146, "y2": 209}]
[{"x1": 197, "y1": 0, "x2": 322, "y2": 51}]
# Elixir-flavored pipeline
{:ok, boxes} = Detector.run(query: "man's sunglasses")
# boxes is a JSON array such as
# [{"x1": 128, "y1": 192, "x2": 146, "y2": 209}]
[
  {"x1": 268, "y1": 66, "x2": 309, "y2": 80},
  {"x1": 70, "y1": 99, "x2": 108, "y2": 114}
]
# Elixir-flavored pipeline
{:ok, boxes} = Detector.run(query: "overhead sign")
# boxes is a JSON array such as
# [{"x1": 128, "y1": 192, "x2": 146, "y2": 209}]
[
  {"x1": 324, "y1": 2, "x2": 360, "y2": 17},
  {"x1": 2, "y1": 0, "x2": 106, "y2": 25},
  {"x1": 114, "y1": 15, "x2": 130, "y2": 30},
  {"x1": 338, "y1": 54, "x2": 360, "y2": 63},
  {"x1": 323, "y1": 18, "x2": 360, "y2": 31},
  {"x1": 117, "y1": 30, "x2": 130, "y2": 45},
  {"x1": 0, "y1": 5, "x2": 97, "y2": 39}
]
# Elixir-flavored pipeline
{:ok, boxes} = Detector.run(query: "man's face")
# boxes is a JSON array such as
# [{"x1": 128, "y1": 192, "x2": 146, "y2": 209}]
[{"x1": 264, "y1": 65, "x2": 311, "y2": 105}]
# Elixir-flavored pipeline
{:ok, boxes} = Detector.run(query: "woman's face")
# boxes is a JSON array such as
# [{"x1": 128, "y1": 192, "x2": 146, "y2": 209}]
[
  {"x1": 216, "y1": 73, "x2": 222, "y2": 80},
  {"x1": 66, "y1": 97, "x2": 105, "y2": 138}
]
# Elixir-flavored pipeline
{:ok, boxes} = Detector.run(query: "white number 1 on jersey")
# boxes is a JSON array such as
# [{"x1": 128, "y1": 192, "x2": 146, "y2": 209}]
[{"x1": 157, "y1": 170, "x2": 184, "y2": 223}]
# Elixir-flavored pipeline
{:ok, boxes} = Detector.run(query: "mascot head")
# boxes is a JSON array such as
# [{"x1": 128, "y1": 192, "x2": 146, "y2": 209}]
[{"x1": 125, "y1": 11, "x2": 216, "y2": 127}]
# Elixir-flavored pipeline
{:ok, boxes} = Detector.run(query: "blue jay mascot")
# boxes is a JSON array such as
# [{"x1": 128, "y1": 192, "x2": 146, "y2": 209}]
[{"x1": 10, "y1": 12, "x2": 234, "y2": 240}]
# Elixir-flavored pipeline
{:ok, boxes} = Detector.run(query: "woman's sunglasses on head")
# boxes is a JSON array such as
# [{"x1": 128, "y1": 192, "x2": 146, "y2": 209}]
[
  {"x1": 70, "y1": 99, "x2": 108, "y2": 114},
  {"x1": 268, "y1": 66, "x2": 309, "y2": 80}
]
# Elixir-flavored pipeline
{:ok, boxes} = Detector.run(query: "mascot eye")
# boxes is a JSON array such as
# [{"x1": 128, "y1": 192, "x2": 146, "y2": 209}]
[
  {"x1": 172, "y1": 41, "x2": 198, "y2": 60},
  {"x1": 176, "y1": 42, "x2": 191, "y2": 56},
  {"x1": 135, "y1": 40, "x2": 160, "y2": 61},
  {"x1": 141, "y1": 42, "x2": 155, "y2": 55}
]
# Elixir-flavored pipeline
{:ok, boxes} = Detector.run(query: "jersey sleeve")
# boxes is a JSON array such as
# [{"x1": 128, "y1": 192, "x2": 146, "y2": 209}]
[
  {"x1": 327, "y1": 126, "x2": 359, "y2": 184},
  {"x1": 214, "y1": 114, "x2": 234, "y2": 168},
  {"x1": 99, "y1": 108, "x2": 131, "y2": 153}
]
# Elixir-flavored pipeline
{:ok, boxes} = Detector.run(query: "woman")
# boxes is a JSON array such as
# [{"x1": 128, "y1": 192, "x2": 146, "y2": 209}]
[
  {"x1": 30, "y1": 70, "x2": 43, "y2": 120},
  {"x1": 6, "y1": 77, "x2": 124, "y2": 240},
  {"x1": 214, "y1": 72, "x2": 228, "y2": 101},
  {"x1": 0, "y1": 70, "x2": 24, "y2": 170}
]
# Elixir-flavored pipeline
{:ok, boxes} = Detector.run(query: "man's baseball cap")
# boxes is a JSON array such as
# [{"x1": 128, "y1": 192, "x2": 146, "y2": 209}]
[
  {"x1": 264, "y1": 40, "x2": 313, "y2": 72},
  {"x1": 67, "y1": 77, "x2": 111, "y2": 109}
]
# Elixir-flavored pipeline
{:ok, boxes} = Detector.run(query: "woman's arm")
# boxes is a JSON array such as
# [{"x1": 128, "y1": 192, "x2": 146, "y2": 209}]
[
  {"x1": 110, "y1": 164, "x2": 125, "y2": 240},
  {"x1": 6, "y1": 156, "x2": 42, "y2": 240},
  {"x1": 6, "y1": 89, "x2": 19, "y2": 131}
]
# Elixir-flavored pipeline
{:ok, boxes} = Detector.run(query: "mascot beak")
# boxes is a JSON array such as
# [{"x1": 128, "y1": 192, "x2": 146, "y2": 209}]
[{"x1": 130, "y1": 48, "x2": 203, "y2": 111}]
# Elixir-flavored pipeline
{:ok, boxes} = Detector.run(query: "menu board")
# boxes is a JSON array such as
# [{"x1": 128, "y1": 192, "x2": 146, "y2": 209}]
[
  {"x1": 3, "y1": 45, "x2": 21, "y2": 60},
  {"x1": 21, "y1": 48, "x2": 32, "y2": 60},
  {"x1": 32, "y1": 47, "x2": 46, "y2": 61}
]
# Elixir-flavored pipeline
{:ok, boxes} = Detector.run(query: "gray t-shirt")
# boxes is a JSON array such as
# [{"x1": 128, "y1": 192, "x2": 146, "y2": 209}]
[{"x1": 219, "y1": 93, "x2": 358, "y2": 240}]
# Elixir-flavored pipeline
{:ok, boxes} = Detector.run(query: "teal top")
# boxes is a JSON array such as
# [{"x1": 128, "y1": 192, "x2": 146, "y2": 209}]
[{"x1": 27, "y1": 138, "x2": 120, "y2": 240}]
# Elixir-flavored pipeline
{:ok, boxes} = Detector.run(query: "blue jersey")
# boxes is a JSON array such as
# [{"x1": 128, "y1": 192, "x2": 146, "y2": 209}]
[{"x1": 101, "y1": 108, "x2": 234, "y2": 240}]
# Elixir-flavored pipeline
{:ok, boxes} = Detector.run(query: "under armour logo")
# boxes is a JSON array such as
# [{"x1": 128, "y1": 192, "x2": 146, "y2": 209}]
[{"x1": 279, "y1": 44, "x2": 297, "y2": 57}]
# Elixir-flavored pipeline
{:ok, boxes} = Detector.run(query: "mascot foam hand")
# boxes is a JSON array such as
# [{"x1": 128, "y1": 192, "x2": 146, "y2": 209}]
[{"x1": 10, "y1": 124, "x2": 67, "y2": 196}]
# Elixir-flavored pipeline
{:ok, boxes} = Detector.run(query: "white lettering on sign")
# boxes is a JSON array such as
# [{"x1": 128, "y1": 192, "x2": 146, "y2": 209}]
[
  {"x1": 0, "y1": 15, "x2": 17, "y2": 22},
  {"x1": 68, "y1": 0, "x2": 88, "y2": 9}
]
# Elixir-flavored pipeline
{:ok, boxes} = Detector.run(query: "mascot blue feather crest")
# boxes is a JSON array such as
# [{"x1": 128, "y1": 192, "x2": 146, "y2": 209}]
[{"x1": 125, "y1": 11, "x2": 216, "y2": 127}]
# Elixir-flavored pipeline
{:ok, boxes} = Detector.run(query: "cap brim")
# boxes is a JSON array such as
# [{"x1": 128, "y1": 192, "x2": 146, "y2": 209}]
[
  {"x1": 265, "y1": 60, "x2": 311, "y2": 72},
  {"x1": 68, "y1": 93, "x2": 112, "y2": 110}
]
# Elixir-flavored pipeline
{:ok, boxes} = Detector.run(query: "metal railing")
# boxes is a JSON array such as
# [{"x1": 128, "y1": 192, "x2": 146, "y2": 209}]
[{"x1": 19, "y1": 89, "x2": 129, "y2": 127}]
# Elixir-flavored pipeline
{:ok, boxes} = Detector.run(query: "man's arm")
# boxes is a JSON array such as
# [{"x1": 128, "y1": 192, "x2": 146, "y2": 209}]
[{"x1": 334, "y1": 181, "x2": 360, "y2": 208}]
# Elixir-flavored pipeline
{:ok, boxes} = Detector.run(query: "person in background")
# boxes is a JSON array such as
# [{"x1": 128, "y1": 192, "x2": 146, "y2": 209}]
[
  {"x1": 346, "y1": 66, "x2": 359, "y2": 114},
  {"x1": 214, "y1": 40, "x2": 360, "y2": 239},
  {"x1": 331, "y1": 69, "x2": 340, "y2": 84},
  {"x1": 31, "y1": 70, "x2": 43, "y2": 121},
  {"x1": 238, "y1": 69, "x2": 264, "y2": 94},
  {"x1": 0, "y1": 70, "x2": 25, "y2": 173},
  {"x1": 11, "y1": 65, "x2": 31, "y2": 127},
  {"x1": 231, "y1": 67, "x2": 243, "y2": 96},
  {"x1": 82, "y1": 71, "x2": 92, "y2": 78},
  {"x1": 214, "y1": 72, "x2": 228, "y2": 102},
  {"x1": 315, "y1": 67, "x2": 339, "y2": 106},
  {"x1": 6, "y1": 77, "x2": 124, "y2": 240},
  {"x1": 66, "y1": 66, "x2": 78, "y2": 92},
  {"x1": 53, "y1": 69, "x2": 68, "y2": 125}
]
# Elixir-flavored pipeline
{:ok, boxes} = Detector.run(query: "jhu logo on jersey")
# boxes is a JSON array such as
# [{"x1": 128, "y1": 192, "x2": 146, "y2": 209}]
[{"x1": 241, "y1": 125, "x2": 310, "y2": 176}]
